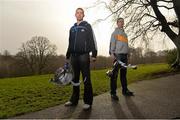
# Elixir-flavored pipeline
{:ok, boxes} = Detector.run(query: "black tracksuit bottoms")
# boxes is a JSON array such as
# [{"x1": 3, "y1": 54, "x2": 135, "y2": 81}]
[
  {"x1": 110, "y1": 54, "x2": 128, "y2": 95},
  {"x1": 70, "y1": 53, "x2": 93, "y2": 105}
]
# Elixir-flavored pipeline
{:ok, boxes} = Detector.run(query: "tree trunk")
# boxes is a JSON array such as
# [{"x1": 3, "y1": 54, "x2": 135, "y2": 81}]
[
  {"x1": 150, "y1": 0, "x2": 180, "y2": 69},
  {"x1": 170, "y1": 0, "x2": 180, "y2": 69},
  {"x1": 172, "y1": 36, "x2": 180, "y2": 69}
]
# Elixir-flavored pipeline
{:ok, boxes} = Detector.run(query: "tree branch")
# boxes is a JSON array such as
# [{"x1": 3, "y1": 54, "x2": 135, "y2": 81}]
[
  {"x1": 153, "y1": 20, "x2": 179, "y2": 27},
  {"x1": 157, "y1": 0, "x2": 173, "y2": 3},
  {"x1": 150, "y1": 0, "x2": 177, "y2": 40},
  {"x1": 157, "y1": 5, "x2": 174, "y2": 9},
  {"x1": 172, "y1": 0, "x2": 180, "y2": 34}
]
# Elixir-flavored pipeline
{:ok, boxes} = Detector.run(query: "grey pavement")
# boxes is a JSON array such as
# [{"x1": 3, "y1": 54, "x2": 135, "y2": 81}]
[{"x1": 14, "y1": 74, "x2": 180, "y2": 119}]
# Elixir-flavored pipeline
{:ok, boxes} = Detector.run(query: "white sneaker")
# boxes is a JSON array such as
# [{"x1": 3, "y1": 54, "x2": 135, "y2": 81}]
[
  {"x1": 83, "y1": 104, "x2": 91, "y2": 110},
  {"x1": 64, "y1": 101, "x2": 73, "y2": 106}
]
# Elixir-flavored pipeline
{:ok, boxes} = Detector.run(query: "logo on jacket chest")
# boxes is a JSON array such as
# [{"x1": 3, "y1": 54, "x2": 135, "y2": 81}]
[
  {"x1": 81, "y1": 29, "x2": 85, "y2": 32},
  {"x1": 71, "y1": 27, "x2": 86, "y2": 33}
]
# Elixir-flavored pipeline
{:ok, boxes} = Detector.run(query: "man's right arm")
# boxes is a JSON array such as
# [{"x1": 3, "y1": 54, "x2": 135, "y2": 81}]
[
  {"x1": 66, "y1": 30, "x2": 71, "y2": 60},
  {"x1": 109, "y1": 32, "x2": 116, "y2": 55}
]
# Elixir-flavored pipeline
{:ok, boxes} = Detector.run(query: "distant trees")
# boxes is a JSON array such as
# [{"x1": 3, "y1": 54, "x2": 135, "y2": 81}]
[
  {"x1": 129, "y1": 47, "x2": 144, "y2": 64},
  {"x1": 16, "y1": 36, "x2": 57, "y2": 74},
  {"x1": 129, "y1": 47, "x2": 167, "y2": 64},
  {"x1": 0, "y1": 36, "x2": 61, "y2": 78},
  {"x1": 0, "y1": 52, "x2": 66, "y2": 78},
  {"x1": 0, "y1": 39, "x2": 171, "y2": 78},
  {"x1": 0, "y1": 50, "x2": 12, "y2": 77},
  {"x1": 91, "y1": 56, "x2": 112, "y2": 70}
]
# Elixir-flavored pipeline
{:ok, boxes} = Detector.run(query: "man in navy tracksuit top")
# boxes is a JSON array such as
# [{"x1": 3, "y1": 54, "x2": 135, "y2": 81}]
[{"x1": 65, "y1": 8, "x2": 97, "y2": 110}]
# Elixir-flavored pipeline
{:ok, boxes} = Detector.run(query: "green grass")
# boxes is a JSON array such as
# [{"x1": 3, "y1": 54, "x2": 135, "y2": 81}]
[{"x1": 0, "y1": 63, "x2": 173, "y2": 118}]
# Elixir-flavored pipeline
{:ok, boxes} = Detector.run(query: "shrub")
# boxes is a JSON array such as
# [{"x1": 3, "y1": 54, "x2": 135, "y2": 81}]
[{"x1": 166, "y1": 49, "x2": 177, "y2": 66}]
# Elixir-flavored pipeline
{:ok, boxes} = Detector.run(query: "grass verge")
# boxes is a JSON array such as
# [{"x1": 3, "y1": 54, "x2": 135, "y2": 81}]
[{"x1": 0, "y1": 63, "x2": 176, "y2": 118}]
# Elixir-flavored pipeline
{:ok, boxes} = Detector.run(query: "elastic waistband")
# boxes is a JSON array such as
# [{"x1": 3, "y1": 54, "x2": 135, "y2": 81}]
[
  {"x1": 115, "y1": 53, "x2": 127, "y2": 55},
  {"x1": 71, "y1": 53, "x2": 89, "y2": 56}
]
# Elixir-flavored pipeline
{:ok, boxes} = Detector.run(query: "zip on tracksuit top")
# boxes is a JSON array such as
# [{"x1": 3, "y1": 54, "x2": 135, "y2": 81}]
[
  {"x1": 66, "y1": 21, "x2": 97, "y2": 59},
  {"x1": 109, "y1": 27, "x2": 128, "y2": 55}
]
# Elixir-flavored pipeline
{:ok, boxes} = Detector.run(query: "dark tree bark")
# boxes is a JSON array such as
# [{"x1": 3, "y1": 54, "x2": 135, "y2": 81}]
[{"x1": 149, "y1": 0, "x2": 180, "y2": 68}]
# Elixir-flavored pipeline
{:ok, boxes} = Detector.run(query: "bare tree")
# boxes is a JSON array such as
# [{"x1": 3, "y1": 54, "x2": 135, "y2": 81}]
[
  {"x1": 94, "y1": 0, "x2": 180, "y2": 69},
  {"x1": 17, "y1": 36, "x2": 57, "y2": 74}
]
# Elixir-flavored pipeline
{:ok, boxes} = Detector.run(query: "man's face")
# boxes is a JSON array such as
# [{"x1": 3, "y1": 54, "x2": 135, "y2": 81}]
[
  {"x1": 117, "y1": 19, "x2": 124, "y2": 28},
  {"x1": 75, "y1": 9, "x2": 84, "y2": 21}
]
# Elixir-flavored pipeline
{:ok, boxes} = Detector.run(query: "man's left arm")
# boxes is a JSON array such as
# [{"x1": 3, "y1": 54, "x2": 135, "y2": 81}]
[{"x1": 87, "y1": 24, "x2": 97, "y2": 59}]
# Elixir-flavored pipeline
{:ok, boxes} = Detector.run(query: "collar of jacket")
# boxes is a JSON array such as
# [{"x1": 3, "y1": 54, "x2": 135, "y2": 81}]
[
  {"x1": 115, "y1": 27, "x2": 124, "y2": 31},
  {"x1": 74, "y1": 21, "x2": 88, "y2": 26}
]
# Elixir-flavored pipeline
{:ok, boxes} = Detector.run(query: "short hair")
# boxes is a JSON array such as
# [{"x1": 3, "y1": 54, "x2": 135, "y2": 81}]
[
  {"x1": 76, "y1": 8, "x2": 84, "y2": 14},
  {"x1": 117, "y1": 18, "x2": 124, "y2": 23}
]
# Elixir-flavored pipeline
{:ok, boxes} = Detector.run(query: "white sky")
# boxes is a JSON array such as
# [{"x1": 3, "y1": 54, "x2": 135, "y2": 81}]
[{"x1": 0, "y1": 0, "x2": 175, "y2": 56}]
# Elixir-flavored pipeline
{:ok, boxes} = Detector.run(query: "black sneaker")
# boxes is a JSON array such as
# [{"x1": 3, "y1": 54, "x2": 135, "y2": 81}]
[
  {"x1": 111, "y1": 94, "x2": 119, "y2": 101},
  {"x1": 122, "y1": 89, "x2": 134, "y2": 96}
]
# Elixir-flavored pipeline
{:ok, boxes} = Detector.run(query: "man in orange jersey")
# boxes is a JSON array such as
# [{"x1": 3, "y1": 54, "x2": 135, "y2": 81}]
[{"x1": 109, "y1": 18, "x2": 134, "y2": 101}]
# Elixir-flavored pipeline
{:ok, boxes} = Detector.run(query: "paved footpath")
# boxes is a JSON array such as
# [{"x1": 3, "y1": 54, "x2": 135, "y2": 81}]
[{"x1": 14, "y1": 74, "x2": 180, "y2": 119}]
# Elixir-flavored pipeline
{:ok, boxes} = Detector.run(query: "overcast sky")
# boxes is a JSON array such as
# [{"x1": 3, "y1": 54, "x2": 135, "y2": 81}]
[{"x1": 0, "y1": 0, "x2": 175, "y2": 56}]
